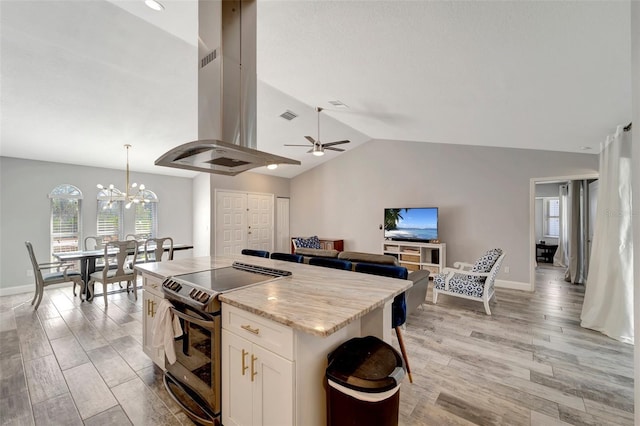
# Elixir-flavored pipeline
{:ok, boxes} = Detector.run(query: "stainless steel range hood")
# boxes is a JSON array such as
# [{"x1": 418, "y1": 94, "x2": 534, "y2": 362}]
[{"x1": 155, "y1": 0, "x2": 300, "y2": 176}]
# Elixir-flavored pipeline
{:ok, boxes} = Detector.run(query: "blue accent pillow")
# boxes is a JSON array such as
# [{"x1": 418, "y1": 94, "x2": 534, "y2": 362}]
[{"x1": 295, "y1": 236, "x2": 321, "y2": 249}]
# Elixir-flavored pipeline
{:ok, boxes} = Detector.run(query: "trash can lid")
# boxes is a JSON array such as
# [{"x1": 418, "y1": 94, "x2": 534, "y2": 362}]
[{"x1": 326, "y1": 335, "x2": 405, "y2": 393}]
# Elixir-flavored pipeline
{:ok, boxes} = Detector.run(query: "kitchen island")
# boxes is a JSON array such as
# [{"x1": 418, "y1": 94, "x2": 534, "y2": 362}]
[{"x1": 136, "y1": 255, "x2": 411, "y2": 426}]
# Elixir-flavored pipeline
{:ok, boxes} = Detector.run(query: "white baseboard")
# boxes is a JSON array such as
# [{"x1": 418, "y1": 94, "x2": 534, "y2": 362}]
[
  {"x1": 0, "y1": 282, "x2": 70, "y2": 297},
  {"x1": 495, "y1": 279, "x2": 532, "y2": 292}
]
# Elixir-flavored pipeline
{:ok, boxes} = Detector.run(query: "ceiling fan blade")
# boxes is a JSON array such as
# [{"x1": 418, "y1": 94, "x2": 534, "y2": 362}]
[
  {"x1": 284, "y1": 144, "x2": 312, "y2": 147},
  {"x1": 306, "y1": 148, "x2": 315, "y2": 153},
  {"x1": 325, "y1": 147, "x2": 345, "y2": 152},
  {"x1": 322, "y1": 140, "x2": 350, "y2": 147},
  {"x1": 304, "y1": 136, "x2": 316, "y2": 144}
]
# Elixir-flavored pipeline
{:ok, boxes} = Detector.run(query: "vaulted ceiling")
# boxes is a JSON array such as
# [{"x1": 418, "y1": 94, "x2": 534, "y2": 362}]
[{"x1": 0, "y1": 1, "x2": 632, "y2": 179}]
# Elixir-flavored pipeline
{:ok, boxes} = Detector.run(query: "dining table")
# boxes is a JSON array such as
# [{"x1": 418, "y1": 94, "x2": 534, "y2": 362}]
[{"x1": 54, "y1": 242, "x2": 194, "y2": 300}]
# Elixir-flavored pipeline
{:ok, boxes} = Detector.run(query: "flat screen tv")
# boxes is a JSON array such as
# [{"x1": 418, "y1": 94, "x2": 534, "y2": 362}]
[{"x1": 384, "y1": 207, "x2": 438, "y2": 242}]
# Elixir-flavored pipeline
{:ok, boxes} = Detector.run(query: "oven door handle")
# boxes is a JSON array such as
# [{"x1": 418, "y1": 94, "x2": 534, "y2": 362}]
[{"x1": 169, "y1": 307, "x2": 216, "y2": 331}]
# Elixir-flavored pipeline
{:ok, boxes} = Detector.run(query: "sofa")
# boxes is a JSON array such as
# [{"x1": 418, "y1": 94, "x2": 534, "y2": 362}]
[{"x1": 293, "y1": 247, "x2": 430, "y2": 316}]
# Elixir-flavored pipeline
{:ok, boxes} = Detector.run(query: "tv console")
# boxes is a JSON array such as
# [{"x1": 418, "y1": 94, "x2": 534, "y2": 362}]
[{"x1": 382, "y1": 240, "x2": 446, "y2": 275}]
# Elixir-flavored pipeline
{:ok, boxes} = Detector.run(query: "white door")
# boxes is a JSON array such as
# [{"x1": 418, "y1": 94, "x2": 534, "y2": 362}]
[
  {"x1": 275, "y1": 198, "x2": 290, "y2": 253},
  {"x1": 216, "y1": 191, "x2": 247, "y2": 255},
  {"x1": 247, "y1": 194, "x2": 273, "y2": 251}
]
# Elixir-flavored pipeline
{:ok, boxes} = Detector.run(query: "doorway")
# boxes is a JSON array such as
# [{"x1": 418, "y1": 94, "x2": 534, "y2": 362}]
[{"x1": 529, "y1": 173, "x2": 598, "y2": 291}]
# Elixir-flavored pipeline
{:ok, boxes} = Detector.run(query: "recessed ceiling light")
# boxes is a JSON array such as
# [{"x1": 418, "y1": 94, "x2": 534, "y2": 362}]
[
  {"x1": 579, "y1": 146, "x2": 592, "y2": 150},
  {"x1": 145, "y1": 0, "x2": 164, "y2": 11}
]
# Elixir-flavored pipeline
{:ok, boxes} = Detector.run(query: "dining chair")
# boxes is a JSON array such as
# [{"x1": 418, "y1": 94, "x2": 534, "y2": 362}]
[
  {"x1": 87, "y1": 240, "x2": 138, "y2": 307},
  {"x1": 85, "y1": 235, "x2": 121, "y2": 288},
  {"x1": 308, "y1": 257, "x2": 352, "y2": 271},
  {"x1": 241, "y1": 249, "x2": 270, "y2": 258},
  {"x1": 144, "y1": 237, "x2": 174, "y2": 262},
  {"x1": 354, "y1": 262, "x2": 413, "y2": 383},
  {"x1": 270, "y1": 252, "x2": 304, "y2": 263},
  {"x1": 25, "y1": 241, "x2": 85, "y2": 309}
]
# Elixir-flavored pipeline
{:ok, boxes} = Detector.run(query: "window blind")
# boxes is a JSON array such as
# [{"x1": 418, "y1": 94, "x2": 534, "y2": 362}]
[
  {"x1": 97, "y1": 200, "x2": 123, "y2": 242},
  {"x1": 49, "y1": 184, "x2": 83, "y2": 260},
  {"x1": 135, "y1": 202, "x2": 157, "y2": 239}
]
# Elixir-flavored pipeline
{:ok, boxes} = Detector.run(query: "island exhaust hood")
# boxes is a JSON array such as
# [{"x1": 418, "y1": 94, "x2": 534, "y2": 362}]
[{"x1": 155, "y1": 0, "x2": 300, "y2": 176}]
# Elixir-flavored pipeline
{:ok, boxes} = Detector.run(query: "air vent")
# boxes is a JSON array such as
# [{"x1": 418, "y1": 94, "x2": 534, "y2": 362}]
[
  {"x1": 200, "y1": 49, "x2": 218, "y2": 69},
  {"x1": 328, "y1": 100, "x2": 349, "y2": 108},
  {"x1": 279, "y1": 110, "x2": 298, "y2": 121}
]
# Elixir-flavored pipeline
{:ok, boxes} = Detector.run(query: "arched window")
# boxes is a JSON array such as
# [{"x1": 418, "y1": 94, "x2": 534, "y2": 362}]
[
  {"x1": 49, "y1": 184, "x2": 83, "y2": 257},
  {"x1": 97, "y1": 188, "x2": 124, "y2": 242},
  {"x1": 134, "y1": 190, "x2": 158, "y2": 239}
]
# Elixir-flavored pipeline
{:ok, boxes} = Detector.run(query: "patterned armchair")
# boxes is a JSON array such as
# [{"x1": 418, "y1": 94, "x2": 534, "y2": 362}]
[{"x1": 432, "y1": 248, "x2": 505, "y2": 315}]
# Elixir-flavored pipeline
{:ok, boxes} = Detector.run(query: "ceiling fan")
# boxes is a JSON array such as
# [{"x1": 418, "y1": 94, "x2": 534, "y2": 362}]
[{"x1": 285, "y1": 107, "x2": 350, "y2": 156}]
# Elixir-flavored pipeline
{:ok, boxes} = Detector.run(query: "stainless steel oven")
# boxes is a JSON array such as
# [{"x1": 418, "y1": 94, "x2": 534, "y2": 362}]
[
  {"x1": 160, "y1": 262, "x2": 291, "y2": 426},
  {"x1": 164, "y1": 301, "x2": 221, "y2": 425}
]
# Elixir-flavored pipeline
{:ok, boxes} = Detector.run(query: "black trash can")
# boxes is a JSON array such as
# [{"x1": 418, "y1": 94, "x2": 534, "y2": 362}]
[{"x1": 326, "y1": 335, "x2": 406, "y2": 426}]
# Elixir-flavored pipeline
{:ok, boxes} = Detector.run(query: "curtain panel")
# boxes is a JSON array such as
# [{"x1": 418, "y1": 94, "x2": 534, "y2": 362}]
[{"x1": 581, "y1": 126, "x2": 634, "y2": 344}]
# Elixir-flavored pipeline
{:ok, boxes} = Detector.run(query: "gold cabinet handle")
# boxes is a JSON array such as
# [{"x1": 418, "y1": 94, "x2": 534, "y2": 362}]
[
  {"x1": 241, "y1": 349, "x2": 248, "y2": 376},
  {"x1": 251, "y1": 354, "x2": 258, "y2": 382},
  {"x1": 151, "y1": 300, "x2": 157, "y2": 317},
  {"x1": 241, "y1": 324, "x2": 260, "y2": 335},
  {"x1": 147, "y1": 299, "x2": 152, "y2": 316}
]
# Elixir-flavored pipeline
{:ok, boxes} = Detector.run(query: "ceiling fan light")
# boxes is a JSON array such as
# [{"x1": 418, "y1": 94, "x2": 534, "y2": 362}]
[
  {"x1": 144, "y1": 0, "x2": 165, "y2": 11},
  {"x1": 267, "y1": 163, "x2": 278, "y2": 170},
  {"x1": 312, "y1": 149, "x2": 325, "y2": 157}
]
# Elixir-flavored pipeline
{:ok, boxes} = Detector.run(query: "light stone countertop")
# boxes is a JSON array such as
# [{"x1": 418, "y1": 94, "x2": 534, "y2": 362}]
[{"x1": 136, "y1": 255, "x2": 412, "y2": 337}]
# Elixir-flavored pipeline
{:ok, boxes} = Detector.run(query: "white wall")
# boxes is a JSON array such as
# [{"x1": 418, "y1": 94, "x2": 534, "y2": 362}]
[
  {"x1": 0, "y1": 157, "x2": 193, "y2": 291},
  {"x1": 192, "y1": 173, "x2": 211, "y2": 257},
  {"x1": 290, "y1": 140, "x2": 598, "y2": 285}
]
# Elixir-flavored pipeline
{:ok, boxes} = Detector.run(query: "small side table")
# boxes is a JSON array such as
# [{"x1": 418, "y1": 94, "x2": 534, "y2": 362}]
[{"x1": 536, "y1": 244, "x2": 558, "y2": 263}]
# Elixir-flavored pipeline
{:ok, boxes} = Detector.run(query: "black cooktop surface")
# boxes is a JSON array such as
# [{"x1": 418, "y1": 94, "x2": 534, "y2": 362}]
[{"x1": 174, "y1": 265, "x2": 282, "y2": 293}]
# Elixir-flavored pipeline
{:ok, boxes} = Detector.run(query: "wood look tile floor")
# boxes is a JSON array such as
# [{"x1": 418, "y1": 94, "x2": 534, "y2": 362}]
[
  {"x1": 0, "y1": 265, "x2": 635, "y2": 425},
  {"x1": 396, "y1": 265, "x2": 635, "y2": 426}
]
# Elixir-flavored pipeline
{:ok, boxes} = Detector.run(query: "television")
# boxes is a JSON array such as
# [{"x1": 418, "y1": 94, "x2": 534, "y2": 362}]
[{"x1": 384, "y1": 207, "x2": 438, "y2": 243}]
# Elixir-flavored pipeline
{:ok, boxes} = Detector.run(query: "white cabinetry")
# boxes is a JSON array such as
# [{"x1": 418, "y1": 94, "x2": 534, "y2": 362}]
[
  {"x1": 222, "y1": 305, "x2": 293, "y2": 426},
  {"x1": 142, "y1": 276, "x2": 165, "y2": 369},
  {"x1": 382, "y1": 241, "x2": 446, "y2": 274}
]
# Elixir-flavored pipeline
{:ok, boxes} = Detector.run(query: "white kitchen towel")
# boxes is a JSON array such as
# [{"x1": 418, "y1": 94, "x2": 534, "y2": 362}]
[{"x1": 152, "y1": 299, "x2": 183, "y2": 364}]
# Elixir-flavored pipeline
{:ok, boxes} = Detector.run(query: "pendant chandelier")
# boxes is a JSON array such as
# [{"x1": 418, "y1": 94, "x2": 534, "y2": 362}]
[{"x1": 97, "y1": 144, "x2": 149, "y2": 209}]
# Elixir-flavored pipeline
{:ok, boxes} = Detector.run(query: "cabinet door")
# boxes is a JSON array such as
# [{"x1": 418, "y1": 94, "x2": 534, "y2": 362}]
[
  {"x1": 142, "y1": 291, "x2": 164, "y2": 368},
  {"x1": 222, "y1": 330, "x2": 254, "y2": 426},
  {"x1": 252, "y1": 343, "x2": 294, "y2": 426}
]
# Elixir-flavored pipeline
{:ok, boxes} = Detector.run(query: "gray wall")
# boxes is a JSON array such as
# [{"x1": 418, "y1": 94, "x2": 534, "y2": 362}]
[
  {"x1": 0, "y1": 157, "x2": 193, "y2": 290},
  {"x1": 290, "y1": 140, "x2": 598, "y2": 285}
]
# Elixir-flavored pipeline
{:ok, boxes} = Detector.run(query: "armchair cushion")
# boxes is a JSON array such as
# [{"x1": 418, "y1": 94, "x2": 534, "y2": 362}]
[
  {"x1": 43, "y1": 270, "x2": 81, "y2": 282},
  {"x1": 471, "y1": 248, "x2": 502, "y2": 273},
  {"x1": 294, "y1": 236, "x2": 321, "y2": 249},
  {"x1": 434, "y1": 273, "x2": 485, "y2": 298}
]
